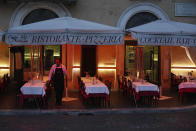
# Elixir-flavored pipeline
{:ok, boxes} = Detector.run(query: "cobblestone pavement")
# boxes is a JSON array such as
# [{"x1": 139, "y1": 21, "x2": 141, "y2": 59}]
[{"x1": 0, "y1": 110, "x2": 196, "y2": 131}]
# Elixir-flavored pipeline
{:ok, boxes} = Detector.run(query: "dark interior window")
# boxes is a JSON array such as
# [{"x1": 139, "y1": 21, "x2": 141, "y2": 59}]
[
  {"x1": 22, "y1": 8, "x2": 58, "y2": 25},
  {"x1": 81, "y1": 45, "x2": 97, "y2": 77},
  {"x1": 125, "y1": 12, "x2": 158, "y2": 29}
]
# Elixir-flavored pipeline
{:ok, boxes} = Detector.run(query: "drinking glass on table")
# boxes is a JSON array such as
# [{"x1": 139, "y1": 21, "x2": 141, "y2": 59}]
[
  {"x1": 187, "y1": 77, "x2": 190, "y2": 82},
  {"x1": 92, "y1": 77, "x2": 96, "y2": 84},
  {"x1": 142, "y1": 79, "x2": 146, "y2": 83},
  {"x1": 85, "y1": 72, "x2": 90, "y2": 77}
]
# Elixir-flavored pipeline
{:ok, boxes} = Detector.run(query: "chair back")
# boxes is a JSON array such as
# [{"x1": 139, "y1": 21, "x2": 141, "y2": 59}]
[
  {"x1": 81, "y1": 81, "x2": 86, "y2": 94},
  {"x1": 105, "y1": 80, "x2": 112, "y2": 91},
  {"x1": 78, "y1": 76, "x2": 81, "y2": 85},
  {"x1": 123, "y1": 78, "x2": 128, "y2": 89},
  {"x1": 98, "y1": 76, "x2": 103, "y2": 81},
  {"x1": 128, "y1": 80, "x2": 132, "y2": 90}
]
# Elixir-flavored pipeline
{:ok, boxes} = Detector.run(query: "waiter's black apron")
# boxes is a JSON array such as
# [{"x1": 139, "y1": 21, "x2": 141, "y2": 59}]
[{"x1": 53, "y1": 67, "x2": 64, "y2": 104}]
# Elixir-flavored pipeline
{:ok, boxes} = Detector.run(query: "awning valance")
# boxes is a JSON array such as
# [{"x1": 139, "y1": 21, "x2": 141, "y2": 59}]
[
  {"x1": 127, "y1": 20, "x2": 196, "y2": 46},
  {"x1": 5, "y1": 17, "x2": 124, "y2": 45},
  {"x1": 6, "y1": 32, "x2": 123, "y2": 45}
]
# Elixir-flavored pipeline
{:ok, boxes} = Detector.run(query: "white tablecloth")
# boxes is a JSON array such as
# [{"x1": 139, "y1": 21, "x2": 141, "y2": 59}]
[
  {"x1": 178, "y1": 82, "x2": 196, "y2": 89},
  {"x1": 132, "y1": 82, "x2": 159, "y2": 93},
  {"x1": 20, "y1": 80, "x2": 47, "y2": 96},
  {"x1": 81, "y1": 77, "x2": 109, "y2": 95}
]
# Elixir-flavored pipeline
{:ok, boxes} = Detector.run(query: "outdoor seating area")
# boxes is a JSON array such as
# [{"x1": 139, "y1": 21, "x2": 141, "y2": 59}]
[
  {"x1": 1, "y1": 73, "x2": 190, "y2": 109},
  {"x1": 0, "y1": 80, "x2": 196, "y2": 110}
]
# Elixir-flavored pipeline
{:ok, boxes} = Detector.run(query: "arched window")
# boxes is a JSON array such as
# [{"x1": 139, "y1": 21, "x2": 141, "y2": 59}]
[
  {"x1": 125, "y1": 12, "x2": 158, "y2": 29},
  {"x1": 22, "y1": 8, "x2": 58, "y2": 25}
]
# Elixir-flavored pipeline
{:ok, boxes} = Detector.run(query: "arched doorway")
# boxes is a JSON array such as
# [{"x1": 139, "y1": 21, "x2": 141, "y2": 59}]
[
  {"x1": 9, "y1": 2, "x2": 70, "y2": 81},
  {"x1": 118, "y1": 3, "x2": 169, "y2": 85},
  {"x1": 125, "y1": 12, "x2": 160, "y2": 84},
  {"x1": 22, "y1": 8, "x2": 60, "y2": 77}
]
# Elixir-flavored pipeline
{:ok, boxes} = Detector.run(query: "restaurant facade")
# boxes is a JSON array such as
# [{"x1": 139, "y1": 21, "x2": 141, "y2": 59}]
[{"x1": 0, "y1": 0, "x2": 196, "y2": 91}]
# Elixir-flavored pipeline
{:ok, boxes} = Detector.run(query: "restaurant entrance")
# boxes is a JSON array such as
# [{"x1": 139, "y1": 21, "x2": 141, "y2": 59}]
[
  {"x1": 125, "y1": 44, "x2": 160, "y2": 85},
  {"x1": 124, "y1": 12, "x2": 160, "y2": 85},
  {"x1": 44, "y1": 45, "x2": 61, "y2": 74},
  {"x1": 21, "y1": 8, "x2": 60, "y2": 80},
  {"x1": 10, "y1": 46, "x2": 24, "y2": 83},
  {"x1": 81, "y1": 45, "x2": 97, "y2": 77}
]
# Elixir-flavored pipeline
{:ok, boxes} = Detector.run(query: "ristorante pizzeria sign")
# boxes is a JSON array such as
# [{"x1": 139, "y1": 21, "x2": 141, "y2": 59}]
[
  {"x1": 5, "y1": 32, "x2": 124, "y2": 45},
  {"x1": 132, "y1": 33, "x2": 196, "y2": 46}
]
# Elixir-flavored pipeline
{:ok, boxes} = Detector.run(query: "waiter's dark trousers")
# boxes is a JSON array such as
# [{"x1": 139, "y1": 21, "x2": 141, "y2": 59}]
[{"x1": 54, "y1": 82, "x2": 64, "y2": 104}]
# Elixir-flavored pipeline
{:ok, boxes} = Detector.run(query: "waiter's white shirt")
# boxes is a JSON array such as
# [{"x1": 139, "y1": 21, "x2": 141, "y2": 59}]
[{"x1": 48, "y1": 64, "x2": 67, "y2": 81}]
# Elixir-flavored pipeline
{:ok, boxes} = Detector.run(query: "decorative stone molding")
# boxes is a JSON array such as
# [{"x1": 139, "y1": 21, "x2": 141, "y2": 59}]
[
  {"x1": 117, "y1": 3, "x2": 169, "y2": 30},
  {"x1": 2, "y1": 0, "x2": 77, "y2": 5},
  {"x1": 9, "y1": 1, "x2": 71, "y2": 28}
]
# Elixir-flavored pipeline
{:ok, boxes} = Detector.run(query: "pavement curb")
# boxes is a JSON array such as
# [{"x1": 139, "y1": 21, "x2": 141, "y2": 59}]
[{"x1": 0, "y1": 105, "x2": 196, "y2": 116}]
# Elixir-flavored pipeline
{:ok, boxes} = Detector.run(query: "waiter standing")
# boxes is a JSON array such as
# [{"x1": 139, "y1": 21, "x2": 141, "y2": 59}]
[{"x1": 49, "y1": 58, "x2": 67, "y2": 106}]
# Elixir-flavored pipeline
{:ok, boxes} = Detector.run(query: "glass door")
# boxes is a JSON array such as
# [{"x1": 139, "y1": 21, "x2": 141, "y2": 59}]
[
  {"x1": 44, "y1": 45, "x2": 61, "y2": 74},
  {"x1": 143, "y1": 46, "x2": 160, "y2": 85},
  {"x1": 125, "y1": 45, "x2": 160, "y2": 85}
]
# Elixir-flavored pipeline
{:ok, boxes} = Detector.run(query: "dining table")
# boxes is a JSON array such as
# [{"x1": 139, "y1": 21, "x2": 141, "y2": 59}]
[
  {"x1": 132, "y1": 81, "x2": 160, "y2": 101},
  {"x1": 19, "y1": 80, "x2": 47, "y2": 105},
  {"x1": 80, "y1": 77, "x2": 110, "y2": 101},
  {"x1": 178, "y1": 81, "x2": 196, "y2": 97}
]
